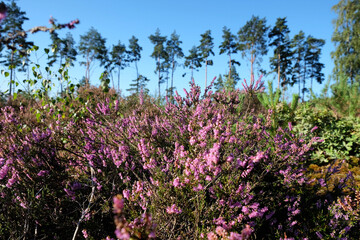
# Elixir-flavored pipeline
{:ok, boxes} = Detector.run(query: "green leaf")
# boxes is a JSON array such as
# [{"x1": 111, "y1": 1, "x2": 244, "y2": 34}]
[{"x1": 44, "y1": 48, "x2": 49, "y2": 54}]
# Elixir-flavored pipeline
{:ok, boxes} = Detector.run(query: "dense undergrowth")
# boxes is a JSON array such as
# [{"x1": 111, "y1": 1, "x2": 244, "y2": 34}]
[{"x1": 0, "y1": 75, "x2": 360, "y2": 240}]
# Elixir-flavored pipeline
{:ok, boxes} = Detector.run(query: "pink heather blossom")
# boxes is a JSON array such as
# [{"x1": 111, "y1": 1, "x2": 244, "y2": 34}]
[
  {"x1": 215, "y1": 226, "x2": 227, "y2": 237},
  {"x1": 37, "y1": 170, "x2": 48, "y2": 177},
  {"x1": 0, "y1": 165, "x2": 9, "y2": 180},
  {"x1": 122, "y1": 189, "x2": 130, "y2": 199},
  {"x1": 229, "y1": 232, "x2": 242, "y2": 240},
  {"x1": 193, "y1": 183, "x2": 204, "y2": 191},
  {"x1": 288, "y1": 122, "x2": 293, "y2": 131},
  {"x1": 311, "y1": 126, "x2": 318, "y2": 133},
  {"x1": 241, "y1": 224, "x2": 253, "y2": 239},
  {"x1": 248, "y1": 211, "x2": 259, "y2": 218},
  {"x1": 82, "y1": 229, "x2": 89, "y2": 239},
  {"x1": 242, "y1": 206, "x2": 249, "y2": 214},
  {"x1": 115, "y1": 228, "x2": 130, "y2": 240},
  {"x1": 113, "y1": 196, "x2": 125, "y2": 213},
  {"x1": 173, "y1": 177, "x2": 181, "y2": 187},
  {"x1": 148, "y1": 232, "x2": 156, "y2": 238},
  {"x1": 189, "y1": 136, "x2": 196, "y2": 145},
  {"x1": 166, "y1": 204, "x2": 182, "y2": 214},
  {"x1": 207, "y1": 232, "x2": 219, "y2": 240}
]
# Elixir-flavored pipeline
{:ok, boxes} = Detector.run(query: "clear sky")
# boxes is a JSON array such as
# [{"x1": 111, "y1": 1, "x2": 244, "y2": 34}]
[{"x1": 1, "y1": 0, "x2": 339, "y2": 99}]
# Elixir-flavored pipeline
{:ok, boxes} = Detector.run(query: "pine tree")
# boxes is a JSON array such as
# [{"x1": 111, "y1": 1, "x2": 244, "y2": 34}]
[
  {"x1": 305, "y1": 36, "x2": 325, "y2": 91},
  {"x1": 108, "y1": 41, "x2": 128, "y2": 92},
  {"x1": 198, "y1": 30, "x2": 214, "y2": 88},
  {"x1": 78, "y1": 27, "x2": 107, "y2": 86},
  {"x1": 0, "y1": 0, "x2": 33, "y2": 96},
  {"x1": 184, "y1": 46, "x2": 202, "y2": 80},
  {"x1": 127, "y1": 74, "x2": 150, "y2": 94},
  {"x1": 165, "y1": 31, "x2": 184, "y2": 98},
  {"x1": 214, "y1": 74, "x2": 224, "y2": 92},
  {"x1": 291, "y1": 31, "x2": 306, "y2": 99},
  {"x1": 219, "y1": 26, "x2": 240, "y2": 83},
  {"x1": 268, "y1": 17, "x2": 292, "y2": 92},
  {"x1": 332, "y1": 0, "x2": 360, "y2": 84},
  {"x1": 223, "y1": 65, "x2": 240, "y2": 91},
  {"x1": 149, "y1": 28, "x2": 167, "y2": 97},
  {"x1": 128, "y1": 36, "x2": 142, "y2": 80},
  {"x1": 238, "y1": 16, "x2": 269, "y2": 82}
]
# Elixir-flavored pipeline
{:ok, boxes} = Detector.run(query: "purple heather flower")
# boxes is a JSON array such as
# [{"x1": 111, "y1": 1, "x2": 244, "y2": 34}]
[
  {"x1": 173, "y1": 177, "x2": 181, "y2": 187},
  {"x1": 311, "y1": 126, "x2": 318, "y2": 133},
  {"x1": 82, "y1": 229, "x2": 89, "y2": 239},
  {"x1": 315, "y1": 231, "x2": 323, "y2": 239},
  {"x1": 166, "y1": 204, "x2": 182, "y2": 214},
  {"x1": 229, "y1": 232, "x2": 242, "y2": 240}
]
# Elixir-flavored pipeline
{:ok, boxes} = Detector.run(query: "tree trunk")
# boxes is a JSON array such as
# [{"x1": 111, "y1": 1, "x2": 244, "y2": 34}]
[
  {"x1": 250, "y1": 53, "x2": 255, "y2": 83},
  {"x1": 205, "y1": 58, "x2": 208, "y2": 89},
  {"x1": 9, "y1": 50, "x2": 14, "y2": 97},
  {"x1": 277, "y1": 53, "x2": 281, "y2": 89},
  {"x1": 135, "y1": 60, "x2": 139, "y2": 83},
  {"x1": 171, "y1": 60, "x2": 175, "y2": 99},
  {"x1": 228, "y1": 54, "x2": 232, "y2": 81},
  {"x1": 117, "y1": 64, "x2": 121, "y2": 93},
  {"x1": 191, "y1": 62, "x2": 194, "y2": 81},
  {"x1": 158, "y1": 56, "x2": 161, "y2": 98}
]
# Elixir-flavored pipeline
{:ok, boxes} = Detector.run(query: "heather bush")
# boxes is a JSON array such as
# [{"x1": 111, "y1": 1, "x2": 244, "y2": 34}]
[{"x1": 0, "y1": 79, "x2": 358, "y2": 239}]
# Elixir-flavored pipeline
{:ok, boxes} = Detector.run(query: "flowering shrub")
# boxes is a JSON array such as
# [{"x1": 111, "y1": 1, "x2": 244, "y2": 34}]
[{"x1": 0, "y1": 80, "x2": 358, "y2": 239}]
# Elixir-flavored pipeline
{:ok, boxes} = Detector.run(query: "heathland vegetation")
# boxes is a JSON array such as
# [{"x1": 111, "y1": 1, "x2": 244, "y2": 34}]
[{"x1": 0, "y1": 0, "x2": 360, "y2": 239}]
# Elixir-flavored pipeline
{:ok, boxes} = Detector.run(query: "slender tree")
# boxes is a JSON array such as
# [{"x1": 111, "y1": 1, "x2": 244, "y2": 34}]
[
  {"x1": 268, "y1": 17, "x2": 292, "y2": 92},
  {"x1": 128, "y1": 36, "x2": 142, "y2": 80},
  {"x1": 127, "y1": 74, "x2": 150, "y2": 94},
  {"x1": 238, "y1": 15, "x2": 269, "y2": 82},
  {"x1": 198, "y1": 30, "x2": 214, "y2": 88},
  {"x1": 291, "y1": 31, "x2": 306, "y2": 99},
  {"x1": 184, "y1": 46, "x2": 202, "y2": 80},
  {"x1": 331, "y1": 0, "x2": 360, "y2": 84},
  {"x1": 0, "y1": 0, "x2": 33, "y2": 96},
  {"x1": 223, "y1": 65, "x2": 240, "y2": 91},
  {"x1": 219, "y1": 26, "x2": 240, "y2": 82},
  {"x1": 165, "y1": 31, "x2": 184, "y2": 98},
  {"x1": 214, "y1": 74, "x2": 224, "y2": 92},
  {"x1": 149, "y1": 28, "x2": 167, "y2": 97},
  {"x1": 108, "y1": 40, "x2": 128, "y2": 92},
  {"x1": 305, "y1": 36, "x2": 325, "y2": 91},
  {"x1": 78, "y1": 27, "x2": 107, "y2": 86}
]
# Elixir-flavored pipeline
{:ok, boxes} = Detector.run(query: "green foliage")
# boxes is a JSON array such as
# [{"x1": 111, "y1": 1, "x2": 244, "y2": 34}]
[
  {"x1": 258, "y1": 80, "x2": 300, "y2": 130},
  {"x1": 294, "y1": 105, "x2": 360, "y2": 164},
  {"x1": 257, "y1": 80, "x2": 281, "y2": 111},
  {"x1": 330, "y1": 74, "x2": 360, "y2": 118},
  {"x1": 332, "y1": 0, "x2": 360, "y2": 84}
]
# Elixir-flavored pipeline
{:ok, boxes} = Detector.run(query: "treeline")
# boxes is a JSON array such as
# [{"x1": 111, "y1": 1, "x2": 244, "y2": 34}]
[{"x1": 0, "y1": 0, "x2": 358, "y2": 101}]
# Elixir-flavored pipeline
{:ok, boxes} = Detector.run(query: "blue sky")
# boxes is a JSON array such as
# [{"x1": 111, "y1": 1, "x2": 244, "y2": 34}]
[{"x1": 2, "y1": 0, "x2": 339, "y2": 99}]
